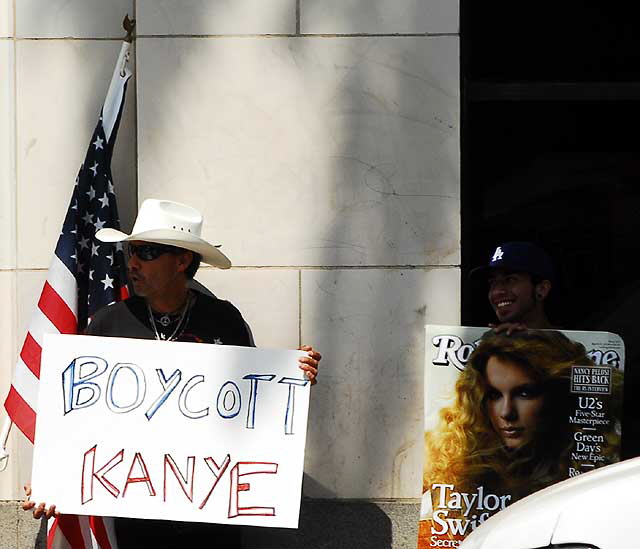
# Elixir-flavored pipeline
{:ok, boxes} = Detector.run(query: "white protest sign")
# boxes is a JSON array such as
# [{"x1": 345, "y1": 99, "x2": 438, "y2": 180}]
[{"x1": 31, "y1": 334, "x2": 310, "y2": 528}]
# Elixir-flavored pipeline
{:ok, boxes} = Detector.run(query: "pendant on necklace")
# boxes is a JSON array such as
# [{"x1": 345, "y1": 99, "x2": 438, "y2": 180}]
[{"x1": 158, "y1": 314, "x2": 172, "y2": 327}]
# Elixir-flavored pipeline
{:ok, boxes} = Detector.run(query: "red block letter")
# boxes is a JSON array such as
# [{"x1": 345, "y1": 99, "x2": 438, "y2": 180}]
[
  {"x1": 123, "y1": 452, "x2": 156, "y2": 497},
  {"x1": 164, "y1": 454, "x2": 195, "y2": 503},
  {"x1": 198, "y1": 454, "x2": 231, "y2": 510},
  {"x1": 81, "y1": 445, "x2": 124, "y2": 504},
  {"x1": 228, "y1": 462, "x2": 278, "y2": 518}
]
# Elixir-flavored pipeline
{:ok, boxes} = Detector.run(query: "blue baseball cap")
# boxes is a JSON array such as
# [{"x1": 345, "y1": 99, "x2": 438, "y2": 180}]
[{"x1": 470, "y1": 242, "x2": 555, "y2": 281}]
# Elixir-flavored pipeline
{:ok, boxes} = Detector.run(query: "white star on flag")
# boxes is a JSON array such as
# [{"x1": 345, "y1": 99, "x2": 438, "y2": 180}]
[
  {"x1": 101, "y1": 274, "x2": 114, "y2": 289},
  {"x1": 93, "y1": 135, "x2": 104, "y2": 150},
  {"x1": 91, "y1": 243, "x2": 100, "y2": 257},
  {"x1": 108, "y1": 180, "x2": 115, "y2": 194},
  {"x1": 107, "y1": 252, "x2": 114, "y2": 266},
  {"x1": 86, "y1": 186, "x2": 96, "y2": 200},
  {"x1": 98, "y1": 193, "x2": 110, "y2": 208},
  {"x1": 78, "y1": 236, "x2": 90, "y2": 250},
  {"x1": 82, "y1": 212, "x2": 94, "y2": 225},
  {"x1": 89, "y1": 269, "x2": 94, "y2": 281},
  {"x1": 90, "y1": 161, "x2": 99, "y2": 176},
  {"x1": 94, "y1": 217, "x2": 106, "y2": 230}
]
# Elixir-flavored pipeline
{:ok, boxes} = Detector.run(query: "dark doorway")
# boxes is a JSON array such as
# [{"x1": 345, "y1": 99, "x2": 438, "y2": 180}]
[{"x1": 460, "y1": 3, "x2": 640, "y2": 458}]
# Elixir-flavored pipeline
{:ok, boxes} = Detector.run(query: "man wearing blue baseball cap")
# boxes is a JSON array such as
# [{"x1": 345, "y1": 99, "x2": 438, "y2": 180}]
[{"x1": 470, "y1": 241, "x2": 555, "y2": 330}]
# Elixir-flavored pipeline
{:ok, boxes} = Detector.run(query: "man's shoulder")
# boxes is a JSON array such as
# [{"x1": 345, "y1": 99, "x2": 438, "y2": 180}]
[
  {"x1": 87, "y1": 296, "x2": 147, "y2": 337},
  {"x1": 193, "y1": 291, "x2": 243, "y2": 316},
  {"x1": 92, "y1": 296, "x2": 140, "y2": 320},
  {"x1": 189, "y1": 290, "x2": 254, "y2": 346}
]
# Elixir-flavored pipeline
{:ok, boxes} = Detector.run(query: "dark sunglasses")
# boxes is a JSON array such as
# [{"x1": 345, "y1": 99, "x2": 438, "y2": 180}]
[{"x1": 127, "y1": 243, "x2": 181, "y2": 261}]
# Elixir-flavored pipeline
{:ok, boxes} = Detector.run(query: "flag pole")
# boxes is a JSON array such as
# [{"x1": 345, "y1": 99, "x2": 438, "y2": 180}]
[{"x1": 0, "y1": 418, "x2": 11, "y2": 471}]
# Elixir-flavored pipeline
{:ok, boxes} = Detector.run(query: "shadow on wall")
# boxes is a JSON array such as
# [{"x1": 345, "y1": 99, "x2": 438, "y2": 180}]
[{"x1": 301, "y1": 0, "x2": 446, "y2": 513}]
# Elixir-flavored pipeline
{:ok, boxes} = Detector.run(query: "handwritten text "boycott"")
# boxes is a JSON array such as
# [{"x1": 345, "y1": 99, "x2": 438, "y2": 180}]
[{"x1": 62, "y1": 356, "x2": 308, "y2": 434}]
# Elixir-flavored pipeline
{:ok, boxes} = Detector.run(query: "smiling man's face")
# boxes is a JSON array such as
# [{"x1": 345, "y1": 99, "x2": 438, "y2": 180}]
[{"x1": 487, "y1": 270, "x2": 538, "y2": 324}]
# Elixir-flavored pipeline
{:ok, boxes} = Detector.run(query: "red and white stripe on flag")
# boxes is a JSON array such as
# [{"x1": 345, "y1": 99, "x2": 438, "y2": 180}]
[
  {"x1": 48, "y1": 514, "x2": 118, "y2": 549},
  {"x1": 4, "y1": 255, "x2": 77, "y2": 442}
]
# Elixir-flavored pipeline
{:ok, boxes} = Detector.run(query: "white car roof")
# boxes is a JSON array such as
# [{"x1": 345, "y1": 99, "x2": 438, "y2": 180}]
[{"x1": 459, "y1": 457, "x2": 640, "y2": 549}]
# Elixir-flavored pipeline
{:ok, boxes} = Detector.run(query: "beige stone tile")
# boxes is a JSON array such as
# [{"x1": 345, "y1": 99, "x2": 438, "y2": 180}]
[
  {"x1": 137, "y1": 36, "x2": 459, "y2": 267},
  {"x1": 301, "y1": 0, "x2": 458, "y2": 35},
  {"x1": 0, "y1": 0, "x2": 12, "y2": 37},
  {"x1": 137, "y1": 0, "x2": 296, "y2": 35},
  {"x1": 16, "y1": 40, "x2": 137, "y2": 269},
  {"x1": 16, "y1": 0, "x2": 133, "y2": 38},
  {"x1": 0, "y1": 272, "x2": 16, "y2": 405},
  {"x1": 301, "y1": 267, "x2": 460, "y2": 498},
  {"x1": 0, "y1": 40, "x2": 15, "y2": 269},
  {"x1": 0, "y1": 271, "x2": 21, "y2": 500},
  {"x1": 194, "y1": 267, "x2": 299, "y2": 349}
]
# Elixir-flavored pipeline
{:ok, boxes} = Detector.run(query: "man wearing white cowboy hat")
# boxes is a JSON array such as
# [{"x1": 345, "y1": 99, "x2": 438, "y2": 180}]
[
  {"x1": 81, "y1": 198, "x2": 319, "y2": 369},
  {"x1": 25, "y1": 199, "x2": 321, "y2": 546},
  {"x1": 84, "y1": 198, "x2": 259, "y2": 346}
]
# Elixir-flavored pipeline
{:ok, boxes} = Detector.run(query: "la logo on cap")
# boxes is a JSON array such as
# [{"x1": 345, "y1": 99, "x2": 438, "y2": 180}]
[{"x1": 491, "y1": 246, "x2": 504, "y2": 262}]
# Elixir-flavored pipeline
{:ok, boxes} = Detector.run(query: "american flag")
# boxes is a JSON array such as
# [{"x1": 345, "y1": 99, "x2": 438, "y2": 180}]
[{"x1": 3, "y1": 42, "x2": 133, "y2": 549}]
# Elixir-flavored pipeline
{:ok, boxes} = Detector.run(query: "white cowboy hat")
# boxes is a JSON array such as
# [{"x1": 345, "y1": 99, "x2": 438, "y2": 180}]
[{"x1": 95, "y1": 199, "x2": 231, "y2": 269}]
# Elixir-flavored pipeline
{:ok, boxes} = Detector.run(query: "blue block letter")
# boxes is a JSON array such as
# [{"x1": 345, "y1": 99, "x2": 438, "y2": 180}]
[{"x1": 62, "y1": 356, "x2": 109, "y2": 414}]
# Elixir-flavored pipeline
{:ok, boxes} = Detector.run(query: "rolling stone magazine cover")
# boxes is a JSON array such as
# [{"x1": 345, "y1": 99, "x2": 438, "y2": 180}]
[{"x1": 419, "y1": 326, "x2": 624, "y2": 548}]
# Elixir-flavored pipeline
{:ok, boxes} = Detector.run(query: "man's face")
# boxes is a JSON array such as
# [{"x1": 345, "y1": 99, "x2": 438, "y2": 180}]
[
  {"x1": 126, "y1": 240, "x2": 191, "y2": 300},
  {"x1": 487, "y1": 270, "x2": 537, "y2": 323}
]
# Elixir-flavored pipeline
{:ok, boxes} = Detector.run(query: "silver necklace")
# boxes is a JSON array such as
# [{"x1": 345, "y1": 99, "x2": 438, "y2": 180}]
[{"x1": 147, "y1": 292, "x2": 195, "y2": 341}]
